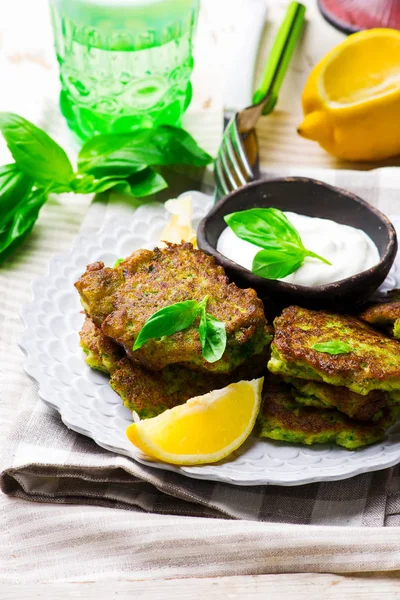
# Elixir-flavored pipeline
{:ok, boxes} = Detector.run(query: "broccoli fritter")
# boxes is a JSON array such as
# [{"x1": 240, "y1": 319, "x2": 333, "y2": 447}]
[
  {"x1": 79, "y1": 317, "x2": 268, "y2": 419},
  {"x1": 286, "y1": 378, "x2": 388, "y2": 421},
  {"x1": 110, "y1": 358, "x2": 218, "y2": 418},
  {"x1": 110, "y1": 353, "x2": 267, "y2": 418},
  {"x1": 359, "y1": 299, "x2": 400, "y2": 340},
  {"x1": 75, "y1": 243, "x2": 271, "y2": 374},
  {"x1": 268, "y1": 306, "x2": 400, "y2": 395},
  {"x1": 76, "y1": 260, "x2": 126, "y2": 325},
  {"x1": 258, "y1": 382, "x2": 400, "y2": 450},
  {"x1": 79, "y1": 316, "x2": 124, "y2": 373}
]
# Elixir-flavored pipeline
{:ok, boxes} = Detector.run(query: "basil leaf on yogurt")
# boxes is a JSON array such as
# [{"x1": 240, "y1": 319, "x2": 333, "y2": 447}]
[
  {"x1": 224, "y1": 207, "x2": 331, "y2": 280},
  {"x1": 252, "y1": 247, "x2": 305, "y2": 280}
]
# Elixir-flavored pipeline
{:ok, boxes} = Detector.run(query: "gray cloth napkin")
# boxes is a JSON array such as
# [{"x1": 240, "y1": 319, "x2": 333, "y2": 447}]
[{"x1": 2, "y1": 166, "x2": 400, "y2": 527}]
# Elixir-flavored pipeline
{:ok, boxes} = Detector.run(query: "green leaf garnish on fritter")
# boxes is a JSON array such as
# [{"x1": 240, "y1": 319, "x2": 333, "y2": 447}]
[
  {"x1": 312, "y1": 341, "x2": 353, "y2": 355},
  {"x1": 133, "y1": 296, "x2": 227, "y2": 364}
]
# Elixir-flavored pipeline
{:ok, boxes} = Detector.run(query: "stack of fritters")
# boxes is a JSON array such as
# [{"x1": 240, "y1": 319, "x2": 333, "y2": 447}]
[
  {"x1": 260, "y1": 306, "x2": 400, "y2": 449},
  {"x1": 76, "y1": 243, "x2": 272, "y2": 418},
  {"x1": 75, "y1": 243, "x2": 400, "y2": 451},
  {"x1": 261, "y1": 377, "x2": 398, "y2": 450},
  {"x1": 80, "y1": 317, "x2": 269, "y2": 418}
]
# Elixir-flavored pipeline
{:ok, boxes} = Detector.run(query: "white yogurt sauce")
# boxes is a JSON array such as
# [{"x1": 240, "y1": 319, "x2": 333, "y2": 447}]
[{"x1": 217, "y1": 211, "x2": 380, "y2": 287}]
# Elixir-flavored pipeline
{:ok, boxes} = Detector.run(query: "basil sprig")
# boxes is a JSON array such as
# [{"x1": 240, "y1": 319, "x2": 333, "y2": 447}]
[
  {"x1": 0, "y1": 112, "x2": 212, "y2": 263},
  {"x1": 77, "y1": 126, "x2": 212, "y2": 176},
  {"x1": 312, "y1": 341, "x2": 353, "y2": 355},
  {"x1": 0, "y1": 113, "x2": 74, "y2": 192},
  {"x1": 133, "y1": 296, "x2": 227, "y2": 363},
  {"x1": 225, "y1": 208, "x2": 331, "y2": 280}
]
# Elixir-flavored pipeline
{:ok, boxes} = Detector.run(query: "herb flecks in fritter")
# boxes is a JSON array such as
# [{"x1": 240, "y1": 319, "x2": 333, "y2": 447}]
[
  {"x1": 110, "y1": 355, "x2": 267, "y2": 419},
  {"x1": 79, "y1": 316, "x2": 124, "y2": 374},
  {"x1": 75, "y1": 243, "x2": 271, "y2": 374},
  {"x1": 79, "y1": 317, "x2": 268, "y2": 419},
  {"x1": 268, "y1": 306, "x2": 400, "y2": 395},
  {"x1": 258, "y1": 382, "x2": 400, "y2": 450},
  {"x1": 286, "y1": 378, "x2": 389, "y2": 422}
]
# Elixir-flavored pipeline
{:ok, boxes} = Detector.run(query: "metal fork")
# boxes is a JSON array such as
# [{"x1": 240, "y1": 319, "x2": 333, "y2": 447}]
[{"x1": 215, "y1": 2, "x2": 306, "y2": 201}]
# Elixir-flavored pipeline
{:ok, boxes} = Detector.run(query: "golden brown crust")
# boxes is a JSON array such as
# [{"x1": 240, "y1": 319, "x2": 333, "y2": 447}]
[
  {"x1": 287, "y1": 378, "x2": 388, "y2": 421},
  {"x1": 270, "y1": 306, "x2": 400, "y2": 393},
  {"x1": 359, "y1": 301, "x2": 400, "y2": 338},
  {"x1": 110, "y1": 353, "x2": 268, "y2": 418},
  {"x1": 259, "y1": 380, "x2": 399, "y2": 449},
  {"x1": 79, "y1": 316, "x2": 124, "y2": 373},
  {"x1": 75, "y1": 263, "x2": 125, "y2": 328},
  {"x1": 360, "y1": 301, "x2": 400, "y2": 324},
  {"x1": 75, "y1": 243, "x2": 269, "y2": 373},
  {"x1": 80, "y1": 317, "x2": 269, "y2": 418}
]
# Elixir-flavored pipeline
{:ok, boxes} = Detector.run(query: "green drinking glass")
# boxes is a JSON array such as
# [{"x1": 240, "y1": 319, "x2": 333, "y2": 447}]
[{"x1": 49, "y1": 0, "x2": 199, "y2": 140}]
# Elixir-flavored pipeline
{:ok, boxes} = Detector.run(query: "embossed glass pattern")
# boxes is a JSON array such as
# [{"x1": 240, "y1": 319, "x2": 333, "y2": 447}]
[{"x1": 49, "y1": 0, "x2": 199, "y2": 139}]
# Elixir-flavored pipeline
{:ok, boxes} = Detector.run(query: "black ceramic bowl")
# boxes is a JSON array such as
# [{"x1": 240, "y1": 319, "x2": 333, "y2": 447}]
[{"x1": 197, "y1": 177, "x2": 398, "y2": 311}]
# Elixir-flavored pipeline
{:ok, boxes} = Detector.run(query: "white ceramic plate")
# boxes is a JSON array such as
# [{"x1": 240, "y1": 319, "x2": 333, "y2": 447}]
[{"x1": 19, "y1": 193, "x2": 400, "y2": 486}]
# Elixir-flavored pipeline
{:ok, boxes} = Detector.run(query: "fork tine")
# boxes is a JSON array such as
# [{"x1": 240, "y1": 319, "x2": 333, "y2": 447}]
[
  {"x1": 225, "y1": 133, "x2": 247, "y2": 186},
  {"x1": 219, "y1": 144, "x2": 239, "y2": 192},
  {"x1": 230, "y1": 118, "x2": 254, "y2": 180},
  {"x1": 214, "y1": 154, "x2": 231, "y2": 197},
  {"x1": 214, "y1": 115, "x2": 257, "y2": 200}
]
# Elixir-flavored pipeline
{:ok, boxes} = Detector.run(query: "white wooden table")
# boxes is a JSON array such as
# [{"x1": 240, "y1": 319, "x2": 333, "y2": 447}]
[{"x1": 3, "y1": 572, "x2": 400, "y2": 598}]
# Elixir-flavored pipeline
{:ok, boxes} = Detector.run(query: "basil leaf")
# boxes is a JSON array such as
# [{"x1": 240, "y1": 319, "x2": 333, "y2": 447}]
[
  {"x1": 133, "y1": 299, "x2": 200, "y2": 351},
  {"x1": 199, "y1": 308, "x2": 227, "y2": 363},
  {"x1": 262, "y1": 208, "x2": 304, "y2": 246},
  {"x1": 77, "y1": 131, "x2": 148, "y2": 176},
  {"x1": 0, "y1": 187, "x2": 46, "y2": 261},
  {"x1": 312, "y1": 341, "x2": 353, "y2": 355},
  {"x1": 133, "y1": 295, "x2": 227, "y2": 363},
  {"x1": 72, "y1": 168, "x2": 167, "y2": 197},
  {"x1": 252, "y1": 248, "x2": 305, "y2": 280},
  {"x1": 113, "y1": 258, "x2": 124, "y2": 267},
  {"x1": 0, "y1": 113, "x2": 74, "y2": 190},
  {"x1": 148, "y1": 126, "x2": 213, "y2": 167},
  {"x1": 225, "y1": 207, "x2": 332, "y2": 278},
  {"x1": 0, "y1": 164, "x2": 34, "y2": 215},
  {"x1": 103, "y1": 168, "x2": 167, "y2": 198},
  {"x1": 78, "y1": 126, "x2": 212, "y2": 175},
  {"x1": 225, "y1": 208, "x2": 303, "y2": 251}
]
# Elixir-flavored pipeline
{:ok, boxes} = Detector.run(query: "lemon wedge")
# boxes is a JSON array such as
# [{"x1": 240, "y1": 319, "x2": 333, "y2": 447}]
[
  {"x1": 298, "y1": 29, "x2": 400, "y2": 161},
  {"x1": 126, "y1": 378, "x2": 264, "y2": 465},
  {"x1": 159, "y1": 196, "x2": 197, "y2": 247}
]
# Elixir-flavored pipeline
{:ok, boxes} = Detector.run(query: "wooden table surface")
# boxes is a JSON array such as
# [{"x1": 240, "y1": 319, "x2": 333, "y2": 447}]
[{"x1": 3, "y1": 572, "x2": 400, "y2": 598}]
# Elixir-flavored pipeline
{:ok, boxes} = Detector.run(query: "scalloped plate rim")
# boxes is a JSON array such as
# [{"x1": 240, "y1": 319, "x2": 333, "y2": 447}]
[{"x1": 18, "y1": 197, "x2": 400, "y2": 486}]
